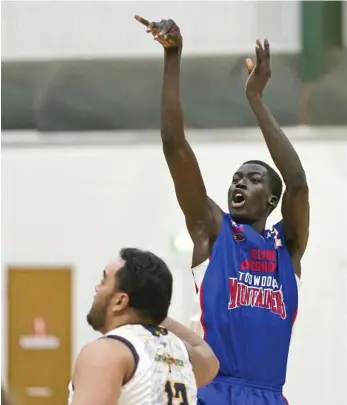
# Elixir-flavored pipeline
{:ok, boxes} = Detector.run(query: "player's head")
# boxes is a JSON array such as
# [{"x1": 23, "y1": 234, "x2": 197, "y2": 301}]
[
  {"x1": 228, "y1": 160, "x2": 282, "y2": 223},
  {"x1": 87, "y1": 248, "x2": 173, "y2": 333}
]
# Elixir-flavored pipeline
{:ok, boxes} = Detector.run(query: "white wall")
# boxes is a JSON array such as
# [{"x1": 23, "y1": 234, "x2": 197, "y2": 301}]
[
  {"x1": 2, "y1": 128, "x2": 347, "y2": 405},
  {"x1": 1, "y1": 1, "x2": 300, "y2": 60}
]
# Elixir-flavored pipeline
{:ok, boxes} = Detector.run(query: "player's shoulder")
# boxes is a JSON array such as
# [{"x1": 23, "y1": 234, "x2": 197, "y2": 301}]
[
  {"x1": 71, "y1": 336, "x2": 136, "y2": 398},
  {"x1": 106, "y1": 324, "x2": 170, "y2": 350},
  {"x1": 83, "y1": 335, "x2": 132, "y2": 355},
  {"x1": 75, "y1": 337, "x2": 132, "y2": 371},
  {"x1": 106, "y1": 324, "x2": 186, "y2": 352}
]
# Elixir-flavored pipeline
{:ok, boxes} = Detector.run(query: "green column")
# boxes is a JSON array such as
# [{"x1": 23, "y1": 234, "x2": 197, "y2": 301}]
[
  {"x1": 300, "y1": 1, "x2": 342, "y2": 83},
  {"x1": 324, "y1": 1, "x2": 342, "y2": 49}
]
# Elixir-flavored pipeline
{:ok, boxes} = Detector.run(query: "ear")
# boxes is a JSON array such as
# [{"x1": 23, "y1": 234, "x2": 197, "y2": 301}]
[
  {"x1": 111, "y1": 292, "x2": 129, "y2": 314},
  {"x1": 268, "y1": 195, "x2": 279, "y2": 209}
]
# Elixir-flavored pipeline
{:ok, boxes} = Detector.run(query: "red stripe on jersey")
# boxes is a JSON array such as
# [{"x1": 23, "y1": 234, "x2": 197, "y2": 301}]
[{"x1": 199, "y1": 282, "x2": 206, "y2": 339}]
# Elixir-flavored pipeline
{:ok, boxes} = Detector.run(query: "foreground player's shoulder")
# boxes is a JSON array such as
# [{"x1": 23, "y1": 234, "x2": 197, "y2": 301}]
[
  {"x1": 71, "y1": 338, "x2": 135, "y2": 405},
  {"x1": 77, "y1": 337, "x2": 132, "y2": 363},
  {"x1": 74, "y1": 338, "x2": 135, "y2": 380}
]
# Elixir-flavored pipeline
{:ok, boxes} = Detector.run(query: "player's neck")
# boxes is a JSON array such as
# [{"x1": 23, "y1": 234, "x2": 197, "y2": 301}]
[
  {"x1": 103, "y1": 312, "x2": 145, "y2": 334},
  {"x1": 234, "y1": 216, "x2": 267, "y2": 234},
  {"x1": 251, "y1": 218, "x2": 267, "y2": 234}
]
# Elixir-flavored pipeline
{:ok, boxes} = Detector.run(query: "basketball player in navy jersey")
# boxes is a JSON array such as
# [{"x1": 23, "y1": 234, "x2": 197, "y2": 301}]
[
  {"x1": 69, "y1": 248, "x2": 219, "y2": 405},
  {"x1": 136, "y1": 16, "x2": 309, "y2": 405}
]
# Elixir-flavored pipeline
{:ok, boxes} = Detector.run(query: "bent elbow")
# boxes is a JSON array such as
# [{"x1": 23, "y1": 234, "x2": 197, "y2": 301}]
[
  {"x1": 196, "y1": 355, "x2": 220, "y2": 388},
  {"x1": 208, "y1": 355, "x2": 220, "y2": 382}
]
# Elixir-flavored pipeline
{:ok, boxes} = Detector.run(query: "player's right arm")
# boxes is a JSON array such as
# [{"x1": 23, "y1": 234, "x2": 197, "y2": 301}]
[
  {"x1": 162, "y1": 317, "x2": 219, "y2": 387},
  {"x1": 135, "y1": 17, "x2": 223, "y2": 266}
]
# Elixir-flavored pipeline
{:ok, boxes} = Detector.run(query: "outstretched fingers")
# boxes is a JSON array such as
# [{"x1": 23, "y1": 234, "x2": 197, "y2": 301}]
[
  {"x1": 255, "y1": 39, "x2": 264, "y2": 71},
  {"x1": 134, "y1": 15, "x2": 150, "y2": 27},
  {"x1": 263, "y1": 39, "x2": 270, "y2": 71},
  {"x1": 148, "y1": 22, "x2": 160, "y2": 35},
  {"x1": 254, "y1": 39, "x2": 271, "y2": 73},
  {"x1": 135, "y1": 15, "x2": 159, "y2": 35},
  {"x1": 264, "y1": 39, "x2": 270, "y2": 58}
]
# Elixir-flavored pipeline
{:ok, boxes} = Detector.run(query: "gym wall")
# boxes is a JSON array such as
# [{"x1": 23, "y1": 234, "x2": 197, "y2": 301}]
[
  {"x1": 2, "y1": 126, "x2": 347, "y2": 405},
  {"x1": 1, "y1": 1, "x2": 300, "y2": 60}
]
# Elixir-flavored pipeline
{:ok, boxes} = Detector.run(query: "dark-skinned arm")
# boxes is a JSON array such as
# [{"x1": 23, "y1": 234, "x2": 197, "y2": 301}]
[
  {"x1": 135, "y1": 17, "x2": 222, "y2": 265},
  {"x1": 246, "y1": 40, "x2": 309, "y2": 264},
  {"x1": 160, "y1": 29, "x2": 222, "y2": 244},
  {"x1": 250, "y1": 96, "x2": 309, "y2": 261}
]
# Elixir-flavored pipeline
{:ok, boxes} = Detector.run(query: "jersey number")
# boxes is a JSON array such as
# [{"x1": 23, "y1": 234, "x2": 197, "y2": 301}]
[{"x1": 165, "y1": 380, "x2": 189, "y2": 405}]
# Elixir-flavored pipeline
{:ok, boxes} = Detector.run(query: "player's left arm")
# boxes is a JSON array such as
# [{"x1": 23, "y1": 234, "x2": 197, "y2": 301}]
[
  {"x1": 162, "y1": 317, "x2": 219, "y2": 387},
  {"x1": 71, "y1": 338, "x2": 135, "y2": 405},
  {"x1": 245, "y1": 40, "x2": 309, "y2": 264}
]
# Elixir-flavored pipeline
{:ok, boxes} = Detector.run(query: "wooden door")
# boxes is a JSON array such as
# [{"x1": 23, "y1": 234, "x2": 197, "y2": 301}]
[{"x1": 7, "y1": 267, "x2": 72, "y2": 405}]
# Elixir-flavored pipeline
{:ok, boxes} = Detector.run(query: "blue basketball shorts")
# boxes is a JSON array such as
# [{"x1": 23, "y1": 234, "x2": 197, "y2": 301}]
[{"x1": 197, "y1": 376, "x2": 289, "y2": 405}]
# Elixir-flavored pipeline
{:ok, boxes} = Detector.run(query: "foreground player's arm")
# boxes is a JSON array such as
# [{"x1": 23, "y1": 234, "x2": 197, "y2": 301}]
[
  {"x1": 162, "y1": 317, "x2": 219, "y2": 387},
  {"x1": 245, "y1": 40, "x2": 309, "y2": 262},
  {"x1": 135, "y1": 17, "x2": 222, "y2": 256},
  {"x1": 71, "y1": 339, "x2": 134, "y2": 405}
]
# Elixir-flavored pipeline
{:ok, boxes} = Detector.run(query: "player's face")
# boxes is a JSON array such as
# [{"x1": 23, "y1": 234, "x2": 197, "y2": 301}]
[
  {"x1": 87, "y1": 260, "x2": 129, "y2": 332},
  {"x1": 228, "y1": 163, "x2": 272, "y2": 222}
]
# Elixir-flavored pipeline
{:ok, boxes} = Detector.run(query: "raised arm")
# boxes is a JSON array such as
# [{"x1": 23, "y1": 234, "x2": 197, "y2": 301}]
[
  {"x1": 245, "y1": 40, "x2": 309, "y2": 267},
  {"x1": 135, "y1": 17, "x2": 222, "y2": 254}
]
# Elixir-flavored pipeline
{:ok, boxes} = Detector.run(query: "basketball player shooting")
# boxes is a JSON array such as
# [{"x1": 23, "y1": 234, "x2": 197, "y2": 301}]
[
  {"x1": 136, "y1": 16, "x2": 309, "y2": 405},
  {"x1": 69, "y1": 248, "x2": 219, "y2": 405}
]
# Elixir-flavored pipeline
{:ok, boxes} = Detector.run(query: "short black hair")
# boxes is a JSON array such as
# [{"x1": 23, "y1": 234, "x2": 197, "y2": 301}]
[
  {"x1": 244, "y1": 160, "x2": 283, "y2": 200},
  {"x1": 116, "y1": 248, "x2": 172, "y2": 325}
]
